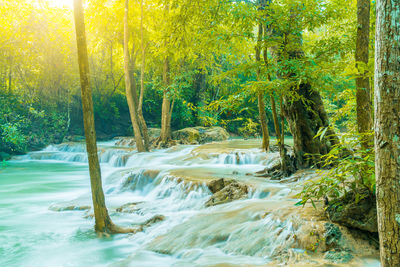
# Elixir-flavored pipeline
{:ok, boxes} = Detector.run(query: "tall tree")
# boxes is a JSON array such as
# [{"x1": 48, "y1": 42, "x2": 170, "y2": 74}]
[
  {"x1": 355, "y1": 0, "x2": 372, "y2": 147},
  {"x1": 124, "y1": 0, "x2": 146, "y2": 152},
  {"x1": 158, "y1": 1, "x2": 174, "y2": 146},
  {"x1": 374, "y1": 0, "x2": 400, "y2": 265},
  {"x1": 137, "y1": 0, "x2": 150, "y2": 151},
  {"x1": 255, "y1": 19, "x2": 270, "y2": 152},
  {"x1": 73, "y1": 0, "x2": 134, "y2": 234}
]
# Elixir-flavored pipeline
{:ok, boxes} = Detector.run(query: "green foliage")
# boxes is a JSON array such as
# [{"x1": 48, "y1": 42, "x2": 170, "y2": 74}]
[
  {"x1": 297, "y1": 132, "x2": 375, "y2": 207},
  {"x1": 238, "y1": 118, "x2": 259, "y2": 139}
]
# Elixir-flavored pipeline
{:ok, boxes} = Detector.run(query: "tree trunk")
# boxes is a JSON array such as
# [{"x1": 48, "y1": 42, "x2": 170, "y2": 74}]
[
  {"x1": 355, "y1": 0, "x2": 372, "y2": 148},
  {"x1": 255, "y1": 22, "x2": 270, "y2": 151},
  {"x1": 137, "y1": 0, "x2": 150, "y2": 151},
  {"x1": 73, "y1": 0, "x2": 134, "y2": 234},
  {"x1": 124, "y1": 0, "x2": 145, "y2": 152},
  {"x1": 374, "y1": 1, "x2": 400, "y2": 265},
  {"x1": 283, "y1": 83, "x2": 338, "y2": 168},
  {"x1": 160, "y1": 57, "x2": 172, "y2": 144},
  {"x1": 258, "y1": 91, "x2": 270, "y2": 151}
]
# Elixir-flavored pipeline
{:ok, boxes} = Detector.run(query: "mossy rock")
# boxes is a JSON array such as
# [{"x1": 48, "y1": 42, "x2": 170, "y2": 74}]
[{"x1": 0, "y1": 152, "x2": 11, "y2": 161}]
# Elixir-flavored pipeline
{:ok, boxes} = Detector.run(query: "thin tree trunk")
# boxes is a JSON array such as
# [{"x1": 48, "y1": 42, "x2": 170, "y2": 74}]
[
  {"x1": 124, "y1": 0, "x2": 145, "y2": 152},
  {"x1": 73, "y1": 0, "x2": 134, "y2": 234},
  {"x1": 355, "y1": 0, "x2": 372, "y2": 148},
  {"x1": 255, "y1": 22, "x2": 270, "y2": 151},
  {"x1": 258, "y1": 91, "x2": 270, "y2": 151},
  {"x1": 8, "y1": 58, "x2": 12, "y2": 94},
  {"x1": 374, "y1": 0, "x2": 400, "y2": 265},
  {"x1": 160, "y1": 57, "x2": 171, "y2": 144},
  {"x1": 137, "y1": 0, "x2": 150, "y2": 151}
]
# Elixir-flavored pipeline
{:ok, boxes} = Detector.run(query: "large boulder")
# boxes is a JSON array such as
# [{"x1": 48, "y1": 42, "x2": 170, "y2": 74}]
[
  {"x1": 172, "y1": 126, "x2": 229, "y2": 145},
  {"x1": 0, "y1": 152, "x2": 11, "y2": 161},
  {"x1": 326, "y1": 190, "x2": 378, "y2": 233},
  {"x1": 205, "y1": 179, "x2": 248, "y2": 207}
]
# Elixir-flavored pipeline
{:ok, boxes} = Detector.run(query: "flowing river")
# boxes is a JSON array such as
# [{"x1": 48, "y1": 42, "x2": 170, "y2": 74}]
[{"x1": 0, "y1": 139, "x2": 380, "y2": 267}]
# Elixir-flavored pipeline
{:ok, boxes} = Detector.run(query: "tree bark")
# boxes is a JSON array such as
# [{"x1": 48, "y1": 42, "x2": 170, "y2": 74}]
[
  {"x1": 255, "y1": 22, "x2": 270, "y2": 151},
  {"x1": 138, "y1": 0, "x2": 150, "y2": 151},
  {"x1": 73, "y1": 0, "x2": 134, "y2": 234},
  {"x1": 355, "y1": 0, "x2": 373, "y2": 148},
  {"x1": 160, "y1": 56, "x2": 172, "y2": 144},
  {"x1": 124, "y1": 0, "x2": 146, "y2": 152},
  {"x1": 283, "y1": 83, "x2": 338, "y2": 168},
  {"x1": 374, "y1": 0, "x2": 400, "y2": 265}
]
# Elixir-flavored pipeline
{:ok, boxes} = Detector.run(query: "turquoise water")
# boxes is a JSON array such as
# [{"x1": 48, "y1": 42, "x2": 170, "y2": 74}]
[
  {"x1": 0, "y1": 141, "x2": 380, "y2": 267},
  {"x1": 0, "y1": 161, "x2": 136, "y2": 267}
]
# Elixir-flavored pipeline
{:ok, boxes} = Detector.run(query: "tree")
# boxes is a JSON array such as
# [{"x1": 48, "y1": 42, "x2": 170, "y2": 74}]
[
  {"x1": 137, "y1": 0, "x2": 150, "y2": 151},
  {"x1": 374, "y1": 0, "x2": 400, "y2": 265},
  {"x1": 73, "y1": 0, "x2": 134, "y2": 234},
  {"x1": 355, "y1": 0, "x2": 372, "y2": 147},
  {"x1": 124, "y1": 0, "x2": 146, "y2": 152},
  {"x1": 255, "y1": 1, "x2": 270, "y2": 152}
]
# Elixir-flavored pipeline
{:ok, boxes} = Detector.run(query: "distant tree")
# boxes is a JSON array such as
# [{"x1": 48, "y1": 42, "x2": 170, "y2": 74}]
[{"x1": 124, "y1": 0, "x2": 147, "y2": 152}]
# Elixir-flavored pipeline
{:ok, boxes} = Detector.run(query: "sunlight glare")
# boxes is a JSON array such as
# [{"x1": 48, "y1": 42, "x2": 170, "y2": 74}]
[{"x1": 48, "y1": 0, "x2": 73, "y2": 9}]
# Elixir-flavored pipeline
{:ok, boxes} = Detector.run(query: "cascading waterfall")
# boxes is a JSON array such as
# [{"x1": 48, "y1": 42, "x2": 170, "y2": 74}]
[{"x1": 1, "y1": 140, "x2": 380, "y2": 267}]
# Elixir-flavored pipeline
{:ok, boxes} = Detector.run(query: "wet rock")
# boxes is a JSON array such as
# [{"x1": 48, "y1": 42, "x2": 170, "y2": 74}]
[
  {"x1": 324, "y1": 223, "x2": 342, "y2": 251},
  {"x1": 116, "y1": 202, "x2": 143, "y2": 213},
  {"x1": 326, "y1": 190, "x2": 378, "y2": 233},
  {"x1": 115, "y1": 137, "x2": 136, "y2": 147},
  {"x1": 49, "y1": 205, "x2": 91, "y2": 212},
  {"x1": 0, "y1": 152, "x2": 11, "y2": 161},
  {"x1": 148, "y1": 128, "x2": 161, "y2": 139},
  {"x1": 63, "y1": 135, "x2": 85, "y2": 142},
  {"x1": 172, "y1": 126, "x2": 229, "y2": 145},
  {"x1": 205, "y1": 181, "x2": 248, "y2": 207},
  {"x1": 207, "y1": 178, "x2": 226, "y2": 194},
  {"x1": 324, "y1": 250, "x2": 353, "y2": 264}
]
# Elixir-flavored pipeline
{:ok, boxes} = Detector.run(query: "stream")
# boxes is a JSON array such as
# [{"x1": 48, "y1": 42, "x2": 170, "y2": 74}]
[{"x1": 0, "y1": 139, "x2": 381, "y2": 267}]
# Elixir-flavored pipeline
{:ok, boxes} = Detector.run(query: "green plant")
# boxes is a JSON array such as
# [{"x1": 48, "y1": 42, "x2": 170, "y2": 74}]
[{"x1": 297, "y1": 131, "x2": 375, "y2": 207}]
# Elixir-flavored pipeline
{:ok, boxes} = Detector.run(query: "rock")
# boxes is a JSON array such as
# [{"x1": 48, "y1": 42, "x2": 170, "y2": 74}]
[
  {"x1": 116, "y1": 202, "x2": 143, "y2": 213},
  {"x1": 172, "y1": 126, "x2": 229, "y2": 145},
  {"x1": 0, "y1": 152, "x2": 11, "y2": 161},
  {"x1": 115, "y1": 137, "x2": 136, "y2": 147},
  {"x1": 324, "y1": 223, "x2": 342, "y2": 251},
  {"x1": 207, "y1": 178, "x2": 226, "y2": 194},
  {"x1": 324, "y1": 250, "x2": 354, "y2": 264},
  {"x1": 205, "y1": 181, "x2": 248, "y2": 207},
  {"x1": 326, "y1": 190, "x2": 378, "y2": 233},
  {"x1": 148, "y1": 128, "x2": 161, "y2": 139},
  {"x1": 63, "y1": 135, "x2": 85, "y2": 142},
  {"x1": 49, "y1": 205, "x2": 91, "y2": 212}
]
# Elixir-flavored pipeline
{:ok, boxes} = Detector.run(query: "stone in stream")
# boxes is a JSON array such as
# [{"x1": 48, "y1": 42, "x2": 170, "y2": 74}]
[
  {"x1": 172, "y1": 126, "x2": 229, "y2": 145},
  {"x1": 205, "y1": 179, "x2": 248, "y2": 207},
  {"x1": 116, "y1": 202, "x2": 143, "y2": 213},
  {"x1": 49, "y1": 205, "x2": 91, "y2": 212},
  {"x1": 0, "y1": 152, "x2": 11, "y2": 161},
  {"x1": 325, "y1": 189, "x2": 378, "y2": 233}
]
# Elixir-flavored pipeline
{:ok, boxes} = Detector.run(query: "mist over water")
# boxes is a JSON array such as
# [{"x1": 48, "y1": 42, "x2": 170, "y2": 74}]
[{"x1": 0, "y1": 140, "x2": 380, "y2": 267}]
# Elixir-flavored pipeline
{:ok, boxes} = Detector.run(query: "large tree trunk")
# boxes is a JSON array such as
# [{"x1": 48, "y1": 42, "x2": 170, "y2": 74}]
[
  {"x1": 137, "y1": 0, "x2": 150, "y2": 151},
  {"x1": 124, "y1": 0, "x2": 146, "y2": 152},
  {"x1": 283, "y1": 83, "x2": 339, "y2": 168},
  {"x1": 374, "y1": 1, "x2": 400, "y2": 265},
  {"x1": 255, "y1": 22, "x2": 270, "y2": 151},
  {"x1": 355, "y1": 0, "x2": 372, "y2": 148},
  {"x1": 73, "y1": 0, "x2": 134, "y2": 234}
]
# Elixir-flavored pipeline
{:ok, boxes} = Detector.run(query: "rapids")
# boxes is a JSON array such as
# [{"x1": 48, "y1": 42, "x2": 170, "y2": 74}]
[{"x1": 0, "y1": 139, "x2": 380, "y2": 267}]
